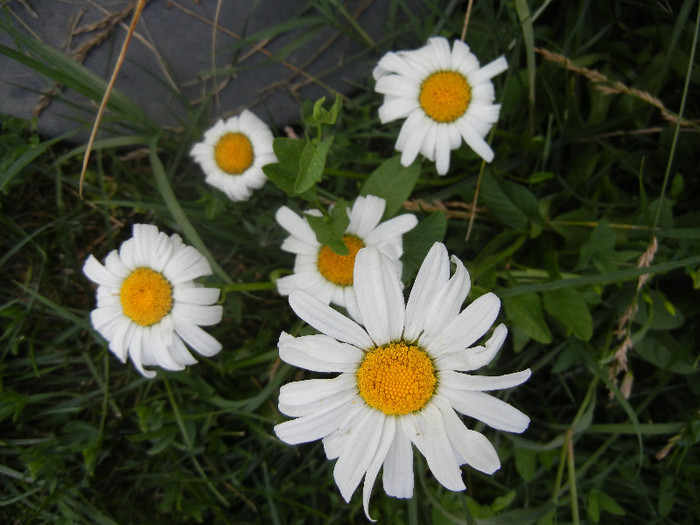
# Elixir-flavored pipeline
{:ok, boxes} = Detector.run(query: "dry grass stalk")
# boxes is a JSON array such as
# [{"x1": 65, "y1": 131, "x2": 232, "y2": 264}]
[
  {"x1": 403, "y1": 199, "x2": 486, "y2": 221},
  {"x1": 608, "y1": 237, "x2": 659, "y2": 398},
  {"x1": 536, "y1": 47, "x2": 695, "y2": 127}
]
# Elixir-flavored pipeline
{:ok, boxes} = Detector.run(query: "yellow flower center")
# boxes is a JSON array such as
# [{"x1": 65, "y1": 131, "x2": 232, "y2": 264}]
[
  {"x1": 214, "y1": 132, "x2": 254, "y2": 175},
  {"x1": 419, "y1": 71, "x2": 471, "y2": 123},
  {"x1": 120, "y1": 268, "x2": 173, "y2": 326},
  {"x1": 356, "y1": 342, "x2": 436, "y2": 415},
  {"x1": 317, "y1": 234, "x2": 365, "y2": 286}
]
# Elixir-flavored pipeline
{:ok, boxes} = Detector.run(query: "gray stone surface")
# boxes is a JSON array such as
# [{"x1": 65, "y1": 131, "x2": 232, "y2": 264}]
[{"x1": 0, "y1": 0, "x2": 419, "y2": 140}]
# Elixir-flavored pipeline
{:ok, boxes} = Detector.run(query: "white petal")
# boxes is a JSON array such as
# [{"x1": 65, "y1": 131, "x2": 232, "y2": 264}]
[
  {"x1": 353, "y1": 247, "x2": 405, "y2": 345},
  {"x1": 322, "y1": 402, "x2": 366, "y2": 460},
  {"x1": 163, "y1": 245, "x2": 212, "y2": 283},
  {"x1": 347, "y1": 195, "x2": 385, "y2": 238},
  {"x1": 145, "y1": 322, "x2": 184, "y2": 371},
  {"x1": 362, "y1": 416, "x2": 396, "y2": 521},
  {"x1": 334, "y1": 408, "x2": 384, "y2": 503},
  {"x1": 436, "y1": 396, "x2": 500, "y2": 474},
  {"x1": 434, "y1": 125, "x2": 451, "y2": 175},
  {"x1": 171, "y1": 302, "x2": 223, "y2": 326},
  {"x1": 168, "y1": 335, "x2": 198, "y2": 366},
  {"x1": 382, "y1": 423, "x2": 414, "y2": 498},
  {"x1": 83, "y1": 255, "x2": 123, "y2": 288},
  {"x1": 363, "y1": 213, "x2": 418, "y2": 247},
  {"x1": 432, "y1": 292, "x2": 501, "y2": 355},
  {"x1": 456, "y1": 118, "x2": 495, "y2": 162},
  {"x1": 419, "y1": 255, "x2": 471, "y2": 344},
  {"x1": 278, "y1": 374, "x2": 357, "y2": 417},
  {"x1": 404, "y1": 242, "x2": 451, "y2": 342},
  {"x1": 470, "y1": 56, "x2": 508, "y2": 84},
  {"x1": 278, "y1": 332, "x2": 364, "y2": 373},
  {"x1": 276, "y1": 206, "x2": 318, "y2": 245},
  {"x1": 127, "y1": 326, "x2": 156, "y2": 378},
  {"x1": 378, "y1": 97, "x2": 420, "y2": 123},
  {"x1": 444, "y1": 388, "x2": 530, "y2": 433},
  {"x1": 274, "y1": 397, "x2": 356, "y2": 445},
  {"x1": 289, "y1": 289, "x2": 374, "y2": 349},
  {"x1": 401, "y1": 404, "x2": 465, "y2": 491},
  {"x1": 173, "y1": 317, "x2": 222, "y2": 357},
  {"x1": 440, "y1": 369, "x2": 532, "y2": 392},
  {"x1": 172, "y1": 286, "x2": 220, "y2": 305}
]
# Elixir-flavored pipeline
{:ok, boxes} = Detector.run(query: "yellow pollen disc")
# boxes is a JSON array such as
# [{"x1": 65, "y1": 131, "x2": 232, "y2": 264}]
[
  {"x1": 317, "y1": 234, "x2": 365, "y2": 286},
  {"x1": 119, "y1": 268, "x2": 173, "y2": 326},
  {"x1": 356, "y1": 342, "x2": 436, "y2": 415},
  {"x1": 214, "y1": 132, "x2": 254, "y2": 175},
  {"x1": 419, "y1": 71, "x2": 471, "y2": 123}
]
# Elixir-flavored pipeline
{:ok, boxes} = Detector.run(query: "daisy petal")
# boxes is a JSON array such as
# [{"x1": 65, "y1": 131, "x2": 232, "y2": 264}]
[
  {"x1": 278, "y1": 332, "x2": 364, "y2": 373},
  {"x1": 382, "y1": 424, "x2": 414, "y2": 498},
  {"x1": 404, "y1": 242, "x2": 450, "y2": 341},
  {"x1": 444, "y1": 388, "x2": 531, "y2": 433},
  {"x1": 437, "y1": 396, "x2": 500, "y2": 474},
  {"x1": 353, "y1": 247, "x2": 405, "y2": 345},
  {"x1": 362, "y1": 416, "x2": 396, "y2": 521},
  {"x1": 289, "y1": 289, "x2": 374, "y2": 349},
  {"x1": 402, "y1": 405, "x2": 465, "y2": 491},
  {"x1": 334, "y1": 408, "x2": 384, "y2": 503},
  {"x1": 440, "y1": 369, "x2": 532, "y2": 392}
]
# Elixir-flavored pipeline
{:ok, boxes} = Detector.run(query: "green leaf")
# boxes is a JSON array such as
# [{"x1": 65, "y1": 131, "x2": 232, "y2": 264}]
[
  {"x1": 658, "y1": 475, "x2": 676, "y2": 517},
  {"x1": 480, "y1": 174, "x2": 528, "y2": 229},
  {"x1": 360, "y1": 156, "x2": 421, "y2": 220},
  {"x1": 587, "y1": 489, "x2": 601, "y2": 524},
  {"x1": 515, "y1": 447, "x2": 537, "y2": 482},
  {"x1": 401, "y1": 212, "x2": 447, "y2": 281},
  {"x1": 305, "y1": 199, "x2": 350, "y2": 254},
  {"x1": 576, "y1": 219, "x2": 617, "y2": 272},
  {"x1": 595, "y1": 489, "x2": 626, "y2": 517},
  {"x1": 542, "y1": 288, "x2": 593, "y2": 341},
  {"x1": 311, "y1": 94, "x2": 343, "y2": 125},
  {"x1": 503, "y1": 293, "x2": 552, "y2": 344},
  {"x1": 263, "y1": 138, "x2": 306, "y2": 197},
  {"x1": 295, "y1": 136, "x2": 333, "y2": 193}
]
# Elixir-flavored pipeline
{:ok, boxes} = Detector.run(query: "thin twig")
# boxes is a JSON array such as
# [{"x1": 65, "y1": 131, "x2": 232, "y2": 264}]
[{"x1": 79, "y1": 0, "x2": 146, "y2": 199}]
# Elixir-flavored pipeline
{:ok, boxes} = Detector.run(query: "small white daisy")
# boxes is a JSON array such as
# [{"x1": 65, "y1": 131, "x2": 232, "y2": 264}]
[
  {"x1": 190, "y1": 110, "x2": 277, "y2": 201},
  {"x1": 83, "y1": 224, "x2": 223, "y2": 378},
  {"x1": 374, "y1": 36, "x2": 508, "y2": 174},
  {"x1": 274, "y1": 242, "x2": 530, "y2": 520},
  {"x1": 275, "y1": 194, "x2": 417, "y2": 321}
]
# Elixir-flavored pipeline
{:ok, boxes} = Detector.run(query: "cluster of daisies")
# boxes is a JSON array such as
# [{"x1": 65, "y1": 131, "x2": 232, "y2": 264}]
[{"x1": 83, "y1": 37, "x2": 529, "y2": 520}]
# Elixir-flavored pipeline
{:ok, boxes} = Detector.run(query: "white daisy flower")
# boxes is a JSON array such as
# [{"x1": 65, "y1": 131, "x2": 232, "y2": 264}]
[
  {"x1": 274, "y1": 242, "x2": 530, "y2": 520},
  {"x1": 275, "y1": 194, "x2": 417, "y2": 321},
  {"x1": 374, "y1": 36, "x2": 508, "y2": 174},
  {"x1": 190, "y1": 110, "x2": 277, "y2": 201},
  {"x1": 83, "y1": 224, "x2": 224, "y2": 378}
]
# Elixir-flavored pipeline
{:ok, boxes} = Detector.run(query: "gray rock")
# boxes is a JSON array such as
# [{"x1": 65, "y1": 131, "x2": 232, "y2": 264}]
[{"x1": 0, "y1": 0, "x2": 422, "y2": 140}]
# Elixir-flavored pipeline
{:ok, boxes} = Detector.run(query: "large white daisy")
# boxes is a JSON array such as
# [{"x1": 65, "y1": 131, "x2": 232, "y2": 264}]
[
  {"x1": 374, "y1": 36, "x2": 508, "y2": 174},
  {"x1": 83, "y1": 224, "x2": 223, "y2": 378},
  {"x1": 190, "y1": 110, "x2": 277, "y2": 201},
  {"x1": 274, "y1": 242, "x2": 530, "y2": 520},
  {"x1": 275, "y1": 194, "x2": 417, "y2": 321}
]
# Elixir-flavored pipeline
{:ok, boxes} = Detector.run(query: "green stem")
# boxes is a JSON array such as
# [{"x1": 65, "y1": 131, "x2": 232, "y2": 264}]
[
  {"x1": 653, "y1": 0, "x2": 699, "y2": 230},
  {"x1": 566, "y1": 429, "x2": 580, "y2": 525},
  {"x1": 163, "y1": 376, "x2": 229, "y2": 506}
]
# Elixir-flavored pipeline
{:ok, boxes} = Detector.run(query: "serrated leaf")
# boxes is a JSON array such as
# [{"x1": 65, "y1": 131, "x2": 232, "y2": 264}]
[
  {"x1": 401, "y1": 212, "x2": 447, "y2": 281},
  {"x1": 542, "y1": 288, "x2": 593, "y2": 341},
  {"x1": 295, "y1": 136, "x2": 333, "y2": 193},
  {"x1": 360, "y1": 156, "x2": 421, "y2": 220},
  {"x1": 503, "y1": 293, "x2": 552, "y2": 344},
  {"x1": 305, "y1": 199, "x2": 349, "y2": 254}
]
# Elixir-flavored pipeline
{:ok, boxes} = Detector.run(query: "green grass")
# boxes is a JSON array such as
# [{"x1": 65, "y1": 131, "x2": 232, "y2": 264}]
[{"x1": 1, "y1": 0, "x2": 700, "y2": 523}]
